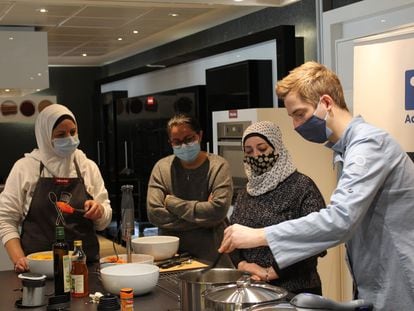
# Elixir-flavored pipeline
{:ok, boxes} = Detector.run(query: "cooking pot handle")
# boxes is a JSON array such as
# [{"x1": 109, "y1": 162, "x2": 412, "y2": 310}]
[
  {"x1": 290, "y1": 293, "x2": 373, "y2": 311},
  {"x1": 156, "y1": 283, "x2": 181, "y2": 301}
]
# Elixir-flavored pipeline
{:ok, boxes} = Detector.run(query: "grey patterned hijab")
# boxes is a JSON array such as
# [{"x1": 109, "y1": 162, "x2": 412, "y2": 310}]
[{"x1": 242, "y1": 121, "x2": 296, "y2": 196}]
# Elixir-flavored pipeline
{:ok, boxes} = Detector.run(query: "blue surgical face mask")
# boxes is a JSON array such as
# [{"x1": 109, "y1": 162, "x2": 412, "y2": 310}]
[
  {"x1": 52, "y1": 135, "x2": 80, "y2": 157},
  {"x1": 173, "y1": 141, "x2": 201, "y2": 162},
  {"x1": 295, "y1": 100, "x2": 333, "y2": 143}
]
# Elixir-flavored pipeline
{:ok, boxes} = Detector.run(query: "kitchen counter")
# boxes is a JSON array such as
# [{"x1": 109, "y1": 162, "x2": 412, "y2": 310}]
[{"x1": 2, "y1": 263, "x2": 180, "y2": 311}]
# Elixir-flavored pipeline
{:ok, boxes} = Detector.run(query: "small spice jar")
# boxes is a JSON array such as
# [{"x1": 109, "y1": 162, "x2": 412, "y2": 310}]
[{"x1": 120, "y1": 288, "x2": 134, "y2": 311}]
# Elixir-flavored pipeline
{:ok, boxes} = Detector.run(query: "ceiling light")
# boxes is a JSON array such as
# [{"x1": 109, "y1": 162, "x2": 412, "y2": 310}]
[
  {"x1": 38, "y1": 8, "x2": 48, "y2": 13},
  {"x1": 9, "y1": 36, "x2": 13, "y2": 40},
  {"x1": 146, "y1": 64, "x2": 166, "y2": 68},
  {"x1": 133, "y1": 30, "x2": 139, "y2": 34},
  {"x1": 168, "y1": 13, "x2": 179, "y2": 17},
  {"x1": 117, "y1": 37, "x2": 123, "y2": 41},
  {"x1": 82, "y1": 53, "x2": 87, "y2": 57},
  {"x1": 5, "y1": 89, "x2": 10, "y2": 92},
  {"x1": 233, "y1": 0, "x2": 244, "y2": 2}
]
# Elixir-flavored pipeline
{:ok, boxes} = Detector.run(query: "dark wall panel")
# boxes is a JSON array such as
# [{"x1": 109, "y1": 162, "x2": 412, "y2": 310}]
[
  {"x1": 39, "y1": 67, "x2": 102, "y2": 160},
  {"x1": 0, "y1": 67, "x2": 102, "y2": 183}
]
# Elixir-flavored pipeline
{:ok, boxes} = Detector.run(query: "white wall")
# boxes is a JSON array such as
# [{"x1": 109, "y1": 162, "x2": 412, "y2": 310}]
[
  {"x1": 0, "y1": 245, "x2": 13, "y2": 271},
  {"x1": 101, "y1": 40, "x2": 278, "y2": 107},
  {"x1": 354, "y1": 28, "x2": 414, "y2": 152}
]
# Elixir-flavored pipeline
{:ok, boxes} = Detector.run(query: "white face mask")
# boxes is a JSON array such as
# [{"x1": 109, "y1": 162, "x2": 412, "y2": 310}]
[{"x1": 52, "y1": 135, "x2": 80, "y2": 157}]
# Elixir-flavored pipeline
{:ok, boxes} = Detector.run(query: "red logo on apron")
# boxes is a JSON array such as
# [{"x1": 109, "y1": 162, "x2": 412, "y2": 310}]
[{"x1": 54, "y1": 178, "x2": 70, "y2": 185}]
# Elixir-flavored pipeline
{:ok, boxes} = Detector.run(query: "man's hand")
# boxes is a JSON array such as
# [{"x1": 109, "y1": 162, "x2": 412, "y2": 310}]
[{"x1": 218, "y1": 224, "x2": 267, "y2": 253}]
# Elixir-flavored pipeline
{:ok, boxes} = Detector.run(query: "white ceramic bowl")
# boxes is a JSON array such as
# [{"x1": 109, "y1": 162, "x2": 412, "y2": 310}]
[
  {"x1": 131, "y1": 236, "x2": 179, "y2": 261},
  {"x1": 100, "y1": 253, "x2": 154, "y2": 268},
  {"x1": 100, "y1": 263, "x2": 159, "y2": 295},
  {"x1": 27, "y1": 250, "x2": 73, "y2": 279}
]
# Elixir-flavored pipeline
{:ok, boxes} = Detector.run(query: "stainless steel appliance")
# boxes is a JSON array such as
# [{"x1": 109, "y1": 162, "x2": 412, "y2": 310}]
[{"x1": 216, "y1": 121, "x2": 251, "y2": 200}]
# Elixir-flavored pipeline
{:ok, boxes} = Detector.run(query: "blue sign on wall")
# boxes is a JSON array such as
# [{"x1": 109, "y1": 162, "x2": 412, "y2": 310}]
[{"x1": 406, "y1": 70, "x2": 414, "y2": 110}]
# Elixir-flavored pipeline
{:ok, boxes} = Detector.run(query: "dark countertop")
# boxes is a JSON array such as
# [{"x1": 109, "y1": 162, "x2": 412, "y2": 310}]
[{"x1": 3, "y1": 263, "x2": 180, "y2": 311}]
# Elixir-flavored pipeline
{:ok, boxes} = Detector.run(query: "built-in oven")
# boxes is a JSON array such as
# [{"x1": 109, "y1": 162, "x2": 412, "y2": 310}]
[{"x1": 216, "y1": 121, "x2": 251, "y2": 202}]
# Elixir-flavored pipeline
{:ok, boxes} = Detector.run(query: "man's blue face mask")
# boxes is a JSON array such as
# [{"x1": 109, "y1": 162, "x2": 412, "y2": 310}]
[{"x1": 295, "y1": 99, "x2": 333, "y2": 143}]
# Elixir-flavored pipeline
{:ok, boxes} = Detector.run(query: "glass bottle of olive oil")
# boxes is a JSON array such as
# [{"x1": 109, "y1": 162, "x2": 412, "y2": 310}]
[{"x1": 53, "y1": 226, "x2": 71, "y2": 299}]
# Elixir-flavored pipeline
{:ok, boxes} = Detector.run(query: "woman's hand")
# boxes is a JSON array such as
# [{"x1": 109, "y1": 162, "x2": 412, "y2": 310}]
[
  {"x1": 5, "y1": 238, "x2": 29, "y2": 273},
  {"x1": 83, "y1": 200, "x2": 104, "y2": 220},
  {"x1": 238, "y1": 261, "x2": 278, "y2": 282},
  {"x1": 14, "y1": 256, "x2": 29, "y2": 273},
  {"x1": 238, "y1": 261, "x2": 265, "y2": 281}
]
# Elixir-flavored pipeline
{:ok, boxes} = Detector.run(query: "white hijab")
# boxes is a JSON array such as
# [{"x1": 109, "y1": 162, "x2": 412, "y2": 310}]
[
  {"x1": 25, "y1": 104, "x2": 87, "y2": 177},
  {"x1": 242, "y1": 121, "x2": 296, "y2": 196}
]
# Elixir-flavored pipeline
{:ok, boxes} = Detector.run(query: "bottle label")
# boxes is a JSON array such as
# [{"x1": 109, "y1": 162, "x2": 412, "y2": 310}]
[
  {"x1": 121, "y1": 298, "x2": 134, "y2": 311},
  {"x1": 71, "y1": 274, "x2": 85, "y2": 293},
  {"x1": 63, "y1": 255, "x2": 71, "y2": 293}
]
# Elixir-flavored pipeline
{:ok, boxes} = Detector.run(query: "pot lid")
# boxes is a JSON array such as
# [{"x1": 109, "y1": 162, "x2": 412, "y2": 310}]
[
  {"x1": 204, "y1": 278, "x2": 287, "y2": 305},
  {"x1": 18, "y1": 272, "x2": 46, "y2": 280}
]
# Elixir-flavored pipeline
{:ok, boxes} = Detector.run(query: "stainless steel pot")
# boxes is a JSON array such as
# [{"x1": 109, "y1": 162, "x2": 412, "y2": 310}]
[
  {"x1": 178, "y1": 268, "x2": 248, "y2": 311},
  {"x1": 203, "y1": 277, "x2": 287, "y2": 311}
]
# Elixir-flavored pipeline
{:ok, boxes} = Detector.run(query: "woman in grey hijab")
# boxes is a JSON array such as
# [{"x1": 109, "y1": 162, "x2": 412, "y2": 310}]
[{"x1": 230, "y1": 121, "x2": 326, "y2": 296}]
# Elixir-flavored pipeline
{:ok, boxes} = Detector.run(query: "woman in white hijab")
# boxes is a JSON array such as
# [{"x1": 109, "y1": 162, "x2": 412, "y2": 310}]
[{"x1": 0, "y1": 104, "x2": 112, "y2": 272}]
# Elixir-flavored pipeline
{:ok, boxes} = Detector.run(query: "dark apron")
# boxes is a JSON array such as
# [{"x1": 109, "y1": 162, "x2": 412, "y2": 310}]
[{"x1": 21, "y1": 160, "x2": 100, "y2": 262}]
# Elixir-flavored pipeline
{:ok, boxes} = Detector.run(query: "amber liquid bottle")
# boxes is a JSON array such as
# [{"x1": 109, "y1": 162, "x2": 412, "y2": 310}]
[
  {"x1": 53, "y1": 226, "x2": 71, "y2": 299},
  {"x1": 70, "y1": 240, "x2": 89, "y2": 298}
]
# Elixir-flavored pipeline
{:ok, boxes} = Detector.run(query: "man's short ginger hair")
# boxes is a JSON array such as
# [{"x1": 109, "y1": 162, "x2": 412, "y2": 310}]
[{"x1": 276, "y1": 61, "x2": 348, "y2": 111}]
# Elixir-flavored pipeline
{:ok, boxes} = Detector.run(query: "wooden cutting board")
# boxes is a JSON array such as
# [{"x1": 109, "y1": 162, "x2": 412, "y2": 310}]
[{"x1": 159, "y1": 259, "x2": 208, "y2": 273}]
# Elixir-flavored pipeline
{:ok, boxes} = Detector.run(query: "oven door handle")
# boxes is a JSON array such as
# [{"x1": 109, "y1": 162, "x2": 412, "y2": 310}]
[{"x1": 217, "y1": 141, "x2": 242, "y2": 147}]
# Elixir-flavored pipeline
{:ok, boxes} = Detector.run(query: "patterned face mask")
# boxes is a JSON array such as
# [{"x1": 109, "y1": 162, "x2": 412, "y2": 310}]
[{"x1": 243, "y1": 152, "x2": 279, "y2": 175}]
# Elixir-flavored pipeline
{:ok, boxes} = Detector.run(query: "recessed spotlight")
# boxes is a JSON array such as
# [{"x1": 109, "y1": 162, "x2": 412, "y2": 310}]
[
  {"x1": 9, "y1": 37, "x2": 14, "y2": 40},
  {"x1": 133, "y1": 30, "x2": 139, "y2": 34},
  {"x1": 233, "y1": 0, "x2": 244, "y2": 2},
  {"x1": 146, "y1": 64, "x2": 167, "y2": 68},
  {"x1": 380, "y1": 19, "x2": 386, "y2": 23},
  {"x1": 117, "y1": 37, "x2": 123, "y2": 41},
  {"x1": 5, "y1": 89, "x2": 10, "y2": 92},
  {"x1": 39, "y1": 8, "x2": 48, "y2": 13},
  {"x1": 37, "y1": 73, "x2": 42, "y2": 76},
  {"x1": 36, "y1": 89, "x2": 41, "y2": 92},
  {"x1": 82, "y1": 53, "x2": 87, "y2": 57},
  {"x1": 168, "y1": 13, "x2": 179, "y2": 17}
]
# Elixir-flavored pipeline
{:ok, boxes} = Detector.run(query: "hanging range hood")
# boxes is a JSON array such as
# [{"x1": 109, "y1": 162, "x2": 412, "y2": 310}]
[{"x1": 0, "y1": 27, "x2": 49, "y2": 97}]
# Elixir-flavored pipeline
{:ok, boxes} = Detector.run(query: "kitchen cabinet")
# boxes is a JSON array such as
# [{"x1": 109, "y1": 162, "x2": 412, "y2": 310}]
[{"x1": 205, "y1": 59, "x2": 274, "y2": 150}]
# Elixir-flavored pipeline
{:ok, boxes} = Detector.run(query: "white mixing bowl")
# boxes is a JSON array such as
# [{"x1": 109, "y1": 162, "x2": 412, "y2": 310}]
[
  {"x1": 27, "y1": 250, "x2": 73, "y2": 279},
  {"x1": 100, "y1": 253, "x2": 154, "y2": 268},
  {"x1": 100, "y1": 263, "x2": 159, "y2": 295},
  {"x1": 131, "y1": 235, "x2": 179, "y2": 261}
]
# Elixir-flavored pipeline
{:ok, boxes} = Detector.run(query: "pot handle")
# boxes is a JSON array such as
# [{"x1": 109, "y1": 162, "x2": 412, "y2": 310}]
[
  {"x1": 290, "y1": 293, "x2": 373, "y2": 311},
  {"x1": 156, "y1": 283, "x2": 181, "y2": 301}
]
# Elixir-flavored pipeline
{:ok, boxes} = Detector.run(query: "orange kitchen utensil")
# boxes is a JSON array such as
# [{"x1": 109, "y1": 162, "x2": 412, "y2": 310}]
[{"x1": 56, "y1": 201, "x2": 86, "y2": 214}]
